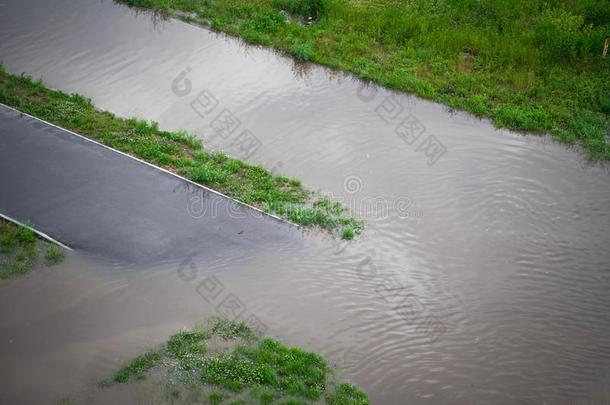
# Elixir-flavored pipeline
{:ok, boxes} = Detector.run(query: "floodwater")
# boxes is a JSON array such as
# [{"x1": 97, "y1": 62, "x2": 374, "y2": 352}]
[{"x1": 1, "y1": 0, "x2": 610, "y2": 404}]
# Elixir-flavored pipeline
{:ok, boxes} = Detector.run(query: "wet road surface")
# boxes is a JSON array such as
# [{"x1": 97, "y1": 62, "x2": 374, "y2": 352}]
[{"x1": 0, "y1": 104, "x2": 299, "y2": 264}]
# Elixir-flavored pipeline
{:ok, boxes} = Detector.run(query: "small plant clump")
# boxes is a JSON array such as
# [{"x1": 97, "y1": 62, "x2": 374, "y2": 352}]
[
  {"x1": 0, "y1": 219, "x2": 66, "y2": 279},
  {"x1": 106, "y1": 318, "x2": 369, "y2": 404},
  {"x1": 0, "y1": 66, "x2": 362, "y2": 240},
  {"x1": 271, "y1": 197, "x2": 363, "y2": 240},
  {"x1": 45, "y1": 244, "x2": 66, "y2": 265}
]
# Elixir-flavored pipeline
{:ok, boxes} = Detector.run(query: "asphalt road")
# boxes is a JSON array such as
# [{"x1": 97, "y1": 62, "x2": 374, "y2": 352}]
[{"x1": 0, "y1": 104, "x2": 300, "y2": 264}]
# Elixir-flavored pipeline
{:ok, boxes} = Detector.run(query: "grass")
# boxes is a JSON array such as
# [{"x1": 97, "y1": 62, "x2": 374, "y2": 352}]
[
  {"x1": 0, "y1": 66, "x2": 363, "y2": 240},
  {"x1": 0, "y1": 218, "x2": 66, "y2": 279},
  {"x1": 117, "y1": 0, "x2": 610, "y2": 161},
  {"x1": 45, "y1": 245, "x2": 66, "y2": 265},
  {"x1": 112, "y1": 349, "x2": 163, "y2": 383},
  {"x1": 106, "y1": 318, "x2": 369, "y2": 404}
]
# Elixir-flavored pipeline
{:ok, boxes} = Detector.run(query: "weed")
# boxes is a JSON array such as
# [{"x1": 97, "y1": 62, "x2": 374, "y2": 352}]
[
  {"x1": 0, "y1": 219, "x2": 63, "y2": 278},
  {"x1": 16, "y1": 226, "x2": 36, "y2": 244},
  {"x1": 208, "y1": 317, "x2": 255, "y2": 340},
  {"x1": 291, "y1": 41, "x2": 314, "y2": 61},
  {"x1": 326, "y1": 383, "x2": 369, "y2": 405},
  {"x1": 45, "y1": 245, "x2": 65, "y2": 265},
  {"x1": 341, "y1": 227, "x2": 355, "y2": 241},
  {"x1": 0, "y1": 261, "x2": 29, "y2": 279},
  {"x1": 209, "y1": 391, "x2": 224, "y2": 405},
  {"x1": 113, "y1": 349, "x2": 162, "y2": 383}
]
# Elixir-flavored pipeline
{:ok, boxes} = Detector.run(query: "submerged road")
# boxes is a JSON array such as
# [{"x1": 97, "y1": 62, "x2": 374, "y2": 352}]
[{"x1": 0, "y1": 104, "x2": 299, "y2": 264}]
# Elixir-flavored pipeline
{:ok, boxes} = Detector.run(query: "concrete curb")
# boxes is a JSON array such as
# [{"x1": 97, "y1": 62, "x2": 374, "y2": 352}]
[{"x1": 0, "y1": 212, "x2": 73, "y2": 251}]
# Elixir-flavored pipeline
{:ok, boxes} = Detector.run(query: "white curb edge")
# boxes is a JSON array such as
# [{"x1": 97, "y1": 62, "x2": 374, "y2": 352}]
[
  {"x1": 0, "y1": 103, "x2": 295, "y2": 227},
  {"x1": 0, "y1": 212, "x2": 73, "y2": 251}
]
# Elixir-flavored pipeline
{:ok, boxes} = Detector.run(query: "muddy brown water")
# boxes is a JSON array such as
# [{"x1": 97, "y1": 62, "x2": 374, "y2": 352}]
[{"x1": 1, "y1": 0, "x2": 610, "y2": 404}]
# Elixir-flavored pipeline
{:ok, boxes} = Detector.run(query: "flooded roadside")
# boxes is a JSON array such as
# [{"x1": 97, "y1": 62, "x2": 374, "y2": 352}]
[
  {"x1": 1, "y1": 0, "x2": 610, "y2": 404},
  {"x1": 0, "y1": 104, "x2": 301, "y2": 264}
]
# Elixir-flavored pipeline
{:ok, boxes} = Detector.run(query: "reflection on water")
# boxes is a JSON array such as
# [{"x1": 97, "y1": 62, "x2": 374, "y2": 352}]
[{"x1": 1, "y1": 0, "x2": 610, "y2": 404}]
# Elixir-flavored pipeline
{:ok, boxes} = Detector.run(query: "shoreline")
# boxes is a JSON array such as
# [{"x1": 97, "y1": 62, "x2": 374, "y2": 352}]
[{"x1": 116, "y1": 0, "x2": 610, "y2": 161}]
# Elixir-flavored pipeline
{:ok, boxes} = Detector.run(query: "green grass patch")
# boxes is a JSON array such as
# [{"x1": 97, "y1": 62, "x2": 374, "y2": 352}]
[
  {"x1": 271, "y1": 197, "x2": 363, "y2": 239},
  {"x1": 0, "y1": 218, "x2": 66, "y2": 279},
  {"x1": 117, "y1": 0, "x2": 610, "y2": 161},
  {"x1": 0, "y1": 66, "x2": 362, "y2": 239},
  {"x1": 325, "y1": 382, "x2": 368, "y2": 405},
  {"x1": 45, "y1": 244, "x2": 66, "y2": 265},
  {"x1": 106, "y1": 317, "x2": 369, "y2": 404},
  {"x1": 113, "y1": 349, "x2": 163, "y2": 383}
]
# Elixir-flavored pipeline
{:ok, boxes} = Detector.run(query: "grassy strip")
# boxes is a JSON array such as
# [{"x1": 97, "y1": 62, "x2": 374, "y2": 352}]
[
  {"x1": 117, "y1": 0, "x2": 610, "y2": 160},
  {"x1": 0, "y1": 66, "x2": 363, "y2": 240},
  {"x1": 106, "y1": 318, "x2": 369, "y2": 404},
  {"x1": 0, "y1": 219, "x2": 65, "y2": 279}
]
